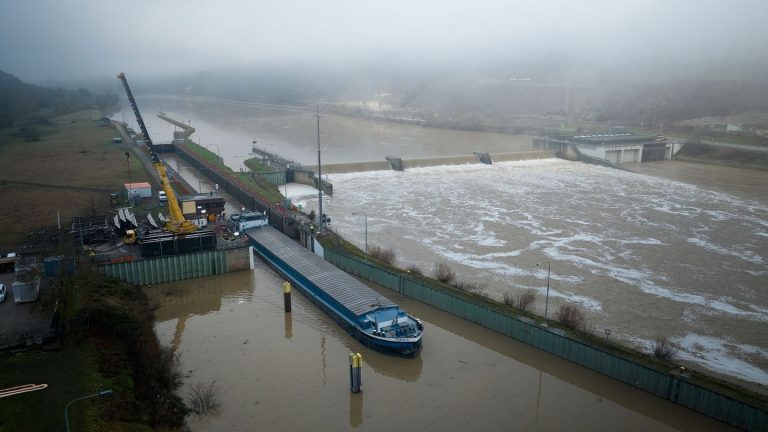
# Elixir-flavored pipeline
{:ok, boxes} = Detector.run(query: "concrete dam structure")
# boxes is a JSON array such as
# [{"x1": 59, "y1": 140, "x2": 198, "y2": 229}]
[{"x1": 317, "y1": 149, "x2": 553, "y2": 174}]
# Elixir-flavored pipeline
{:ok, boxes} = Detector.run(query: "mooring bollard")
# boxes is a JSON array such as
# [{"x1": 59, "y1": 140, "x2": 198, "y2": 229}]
[
  {"x1": 349, "y1": 353, "x2": 362, "y2": 393},
  {"x1": 283, "y1": 281, "x2": 292, "y2": 312}
]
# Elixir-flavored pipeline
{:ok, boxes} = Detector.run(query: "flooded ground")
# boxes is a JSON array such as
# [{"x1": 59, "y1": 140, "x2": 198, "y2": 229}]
[{"x1": 148, "y1": 266, "x2": 735, "y2": 431}]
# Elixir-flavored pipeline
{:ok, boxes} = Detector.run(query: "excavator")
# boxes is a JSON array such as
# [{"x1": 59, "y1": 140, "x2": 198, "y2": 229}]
[{"x1": 117, "y1": 72, "x2": 197, "y2": 234}]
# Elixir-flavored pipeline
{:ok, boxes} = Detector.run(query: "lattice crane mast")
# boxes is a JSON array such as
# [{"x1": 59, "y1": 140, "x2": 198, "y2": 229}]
[{"x1": 117, "y1": 72, "x2": 198, "y2": 234}]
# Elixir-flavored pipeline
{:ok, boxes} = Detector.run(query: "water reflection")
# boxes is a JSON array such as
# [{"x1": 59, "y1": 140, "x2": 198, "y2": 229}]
[
  {"x1": 283, "y1": 312, "x2": 292, "y2": 339},
  {"x1": 146, "y1": 275, "x2": 251, "y2": 353},
  {"x1": 151, "y1": 267, "x2": 735, "y2": 432},
  {"x1": 349, "y1": 392, "x2": 363, "y2": 428}
]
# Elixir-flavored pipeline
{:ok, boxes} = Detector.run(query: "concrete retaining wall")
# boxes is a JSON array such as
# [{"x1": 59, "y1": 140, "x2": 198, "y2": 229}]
[{"x1": 99, "y1": 247, "x2": 251, "y2": 285}]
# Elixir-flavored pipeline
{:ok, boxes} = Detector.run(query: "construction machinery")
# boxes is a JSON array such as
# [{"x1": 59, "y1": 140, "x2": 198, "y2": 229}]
[
  {"x1": 117, "y1": 73, "x2": 217, "y2": 258},
  {"x1": 117, "y1": 72, "x2": 197, "y2": 234}
]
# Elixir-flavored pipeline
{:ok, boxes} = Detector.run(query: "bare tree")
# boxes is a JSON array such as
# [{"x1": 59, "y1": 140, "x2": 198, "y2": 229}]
[
  {"x1": 554, "y1": 304, "x2": 586, "y2": 330},
  {"x1": 652, "y1": 336, "x2": 677, "y2": 361},
  {"x1": 432, "y1": 262, "x2": 455, "y2": 284},
  {"x1": 514, "y1": 289, "x2": 538, "y2": 313},
  {"x1": 369, "y1": 245, "x2": 396, "y2": 264}
]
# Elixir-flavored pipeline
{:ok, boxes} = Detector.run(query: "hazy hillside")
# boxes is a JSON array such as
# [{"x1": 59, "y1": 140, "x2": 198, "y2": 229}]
[
  {"x1": 0, "y1": 70, "x2": 118, "y2": 128},
  {"x1": 158, "y1": 67, "x2": 768, "y2": 128}
]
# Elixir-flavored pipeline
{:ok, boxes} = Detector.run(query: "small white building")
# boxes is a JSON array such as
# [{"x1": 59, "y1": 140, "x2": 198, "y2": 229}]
[
  {"x1": 124, "y1": 182, "x2": 152, "y2": 199},
  {"x1": 534, "y1": 134, "x2": 673, "y2": 164}
]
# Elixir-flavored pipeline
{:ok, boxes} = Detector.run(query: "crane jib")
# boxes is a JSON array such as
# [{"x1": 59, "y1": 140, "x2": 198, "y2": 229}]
[{"x1": 117, "y1": 72, "x2": 197, "y2": 234}]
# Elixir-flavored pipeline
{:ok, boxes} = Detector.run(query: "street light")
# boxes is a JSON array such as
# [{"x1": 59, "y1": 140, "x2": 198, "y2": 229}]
[
  {"x1": 64, "y1": 389, "x2": 113, "y2": 432},
  {"x1": 536, "y1": 262, "x2": 551, "y2": 324},
  {"x1": 284, "y1": 164, "x2": 290, "y2": 205},
  {"x1": 125, "y1": 152, "x2": 131, "y2": 206},
  {"x1": 352, "y1": 212, "x2": 368, "y2": 254}
]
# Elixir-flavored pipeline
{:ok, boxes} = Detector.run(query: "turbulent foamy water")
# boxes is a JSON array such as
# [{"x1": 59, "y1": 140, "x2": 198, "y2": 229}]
[{"x1": 301, "y1": 159, "x2": 768, "y2": 387}]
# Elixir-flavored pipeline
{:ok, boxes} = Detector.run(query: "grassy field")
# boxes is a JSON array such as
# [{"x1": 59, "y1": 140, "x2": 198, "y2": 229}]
[
  {"x1": 0, "y1": 349, "x2": 96, "y2": 432},
  {"x1": 0, "y1": 111, "x2": 151, "y2": 248}
]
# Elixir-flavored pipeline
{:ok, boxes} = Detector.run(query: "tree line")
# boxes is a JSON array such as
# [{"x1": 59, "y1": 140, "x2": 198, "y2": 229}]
[{"x1": 0, "y1": 69, "x2": 118, "y2": 129}]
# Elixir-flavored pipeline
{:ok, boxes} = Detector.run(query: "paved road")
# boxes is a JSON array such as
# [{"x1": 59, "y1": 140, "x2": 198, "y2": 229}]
[{"x1": 0, "y1": 272, "x2": 52, "y2": 347}]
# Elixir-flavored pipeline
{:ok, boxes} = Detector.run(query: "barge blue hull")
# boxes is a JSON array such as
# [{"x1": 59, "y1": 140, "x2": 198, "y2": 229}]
[{"x1": 247, "y1": 227, "x2": 422, "y2": 356}]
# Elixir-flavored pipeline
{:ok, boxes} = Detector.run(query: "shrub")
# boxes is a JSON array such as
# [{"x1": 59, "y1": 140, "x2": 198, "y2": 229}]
[
  {"x1": 652, "y1": 336, "x2": 677, "y2": 361},
  {"x1": 453, "y1": 279, "x2": 482, "y2": 293},
  {"x1": 432, "y1": 262, "x2": 455, "y2": 284},
  {"x1": 369, "y1": 245, "x2": 396, "y2": 264},
  {"x1": 514, "y1": 289, "x2": 538, "y2": 312},
  {"x1": 503, "y1": 291, "x2": 514, "y2": 306},
  {"x1": 405, "y1": 264, "x2": 422, "y2": 275},
  {"x1": 187, "y1": 380, "x2": 220, "y2": 415},
  {"x1": 554, "y1": 304, "x2": 586, "y2": 330}
]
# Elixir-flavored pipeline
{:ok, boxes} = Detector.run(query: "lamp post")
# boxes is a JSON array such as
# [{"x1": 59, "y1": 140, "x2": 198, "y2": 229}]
[
  {"x1": 537, "y1": 262, "x2": 551, "y2": 323},
  {"x1": 352, "y1": 212, "x2": 368, "y2": 254},
  {"x1": 64, "y1": 389, "x2": 113, "y2": 432},
  {"x1": 125, "y1": 152, "x2": 131, "y2": 206},
  {"x1": 284, "y1": 164, "x2": 290, "y2": 206}
]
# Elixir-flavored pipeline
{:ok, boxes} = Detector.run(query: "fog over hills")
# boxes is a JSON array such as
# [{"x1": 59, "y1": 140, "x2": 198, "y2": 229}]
[{"x1": 2, "y1": 0, "x2": 767, "y2": 124}]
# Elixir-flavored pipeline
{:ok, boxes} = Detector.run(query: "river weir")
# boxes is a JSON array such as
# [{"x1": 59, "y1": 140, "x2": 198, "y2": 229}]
[{"x1": 313, "y1": 159, "x2": 768, "y2": 391}]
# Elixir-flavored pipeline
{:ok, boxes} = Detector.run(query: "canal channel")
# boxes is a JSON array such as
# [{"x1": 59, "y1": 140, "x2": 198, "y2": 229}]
[{"x1": 148, "y1": 265, "x2": 736, "y2": 431}]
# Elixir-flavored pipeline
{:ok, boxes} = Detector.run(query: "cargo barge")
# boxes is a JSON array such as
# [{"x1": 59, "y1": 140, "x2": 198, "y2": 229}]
[{"x1": 247, "y1": 226, "x2": 423, "y2": 356}]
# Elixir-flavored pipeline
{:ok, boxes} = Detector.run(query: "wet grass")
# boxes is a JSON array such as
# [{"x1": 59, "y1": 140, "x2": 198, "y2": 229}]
[
  {"x1": 0, "y1": 110, "x2": 151, "y2": 248},
  {"x1": 0, "y1": 349, "x2": 93, "y2": 432},
  {"x1": 183, "y1": 139, "x2": 285, "y2": 204},
  {"x1": 244, "y1": 157, "x2": 274, "y2": 173}
]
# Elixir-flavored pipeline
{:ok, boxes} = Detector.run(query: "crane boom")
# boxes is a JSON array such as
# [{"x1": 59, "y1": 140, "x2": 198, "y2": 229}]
[{"x1": 117, "y1": 72, "x2": 197, "y2": 234}]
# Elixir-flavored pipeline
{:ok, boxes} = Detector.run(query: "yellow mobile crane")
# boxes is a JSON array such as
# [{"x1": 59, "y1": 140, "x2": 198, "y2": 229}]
[{"x1": 117, "y1": 72, "x2": 197, "y2": 234}]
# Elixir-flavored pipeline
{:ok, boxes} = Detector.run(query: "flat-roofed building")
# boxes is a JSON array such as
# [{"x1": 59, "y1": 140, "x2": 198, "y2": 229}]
[{"x1": 534, "y1": 133, "x2": 674, "y2": 164}]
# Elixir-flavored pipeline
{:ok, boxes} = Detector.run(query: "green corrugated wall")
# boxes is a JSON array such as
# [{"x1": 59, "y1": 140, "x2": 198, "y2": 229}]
[
  {"x1": 253, "y1": 171, "x2": 287, "y2": 186},
  {"x1": 325, "y1": 250, "x2": 767, "y2": 432},
  {"x1": 99, "y1": 250, "x2": 228, "y2": 285}
]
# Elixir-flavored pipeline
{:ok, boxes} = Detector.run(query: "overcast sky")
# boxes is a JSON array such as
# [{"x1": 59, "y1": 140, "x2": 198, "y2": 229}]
[{"x1": 1, "y1": 0, "x2": 767, "y2": 84}]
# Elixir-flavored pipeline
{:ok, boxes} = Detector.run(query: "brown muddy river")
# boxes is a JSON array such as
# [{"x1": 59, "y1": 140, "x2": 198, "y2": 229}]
[{"x1": 148, "y1": 267, "x2": 735, "y2": 431}]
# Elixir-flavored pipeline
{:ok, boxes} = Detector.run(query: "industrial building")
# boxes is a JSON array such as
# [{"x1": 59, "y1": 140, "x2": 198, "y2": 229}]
[{"x1": 534, "y1": 134, "x2": 682, "y2": 165}]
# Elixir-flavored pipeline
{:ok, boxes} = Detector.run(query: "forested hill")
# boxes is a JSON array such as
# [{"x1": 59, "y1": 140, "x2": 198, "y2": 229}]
[{"x1": 0, "y1": 70, "x2": 118, "y2": 128}]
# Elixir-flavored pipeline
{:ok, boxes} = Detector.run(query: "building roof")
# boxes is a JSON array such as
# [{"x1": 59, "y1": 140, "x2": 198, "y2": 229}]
[
  {"x1": 124, "y1": 182, "x2": 151, "y2": 188},
  {"x1": 248, "y1": 227, "x2": 397, "y2": 317}
]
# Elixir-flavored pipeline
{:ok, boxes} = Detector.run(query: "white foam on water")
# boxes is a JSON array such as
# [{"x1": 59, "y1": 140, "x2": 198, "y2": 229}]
[
  {"x1": 686, "y1": 235, "x2": 765, "y2": 266},
  {"x1": 318, "y1": 158, "x2": 768, "y2": 381},
  {"x1": 674, "y1": 334, "x2": 768, "y2": 385}
]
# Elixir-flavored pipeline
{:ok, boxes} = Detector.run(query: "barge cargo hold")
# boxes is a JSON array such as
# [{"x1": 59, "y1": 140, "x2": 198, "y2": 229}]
[{"x1": 247, "y1": 226, "x2": 423, "y2": 356}]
